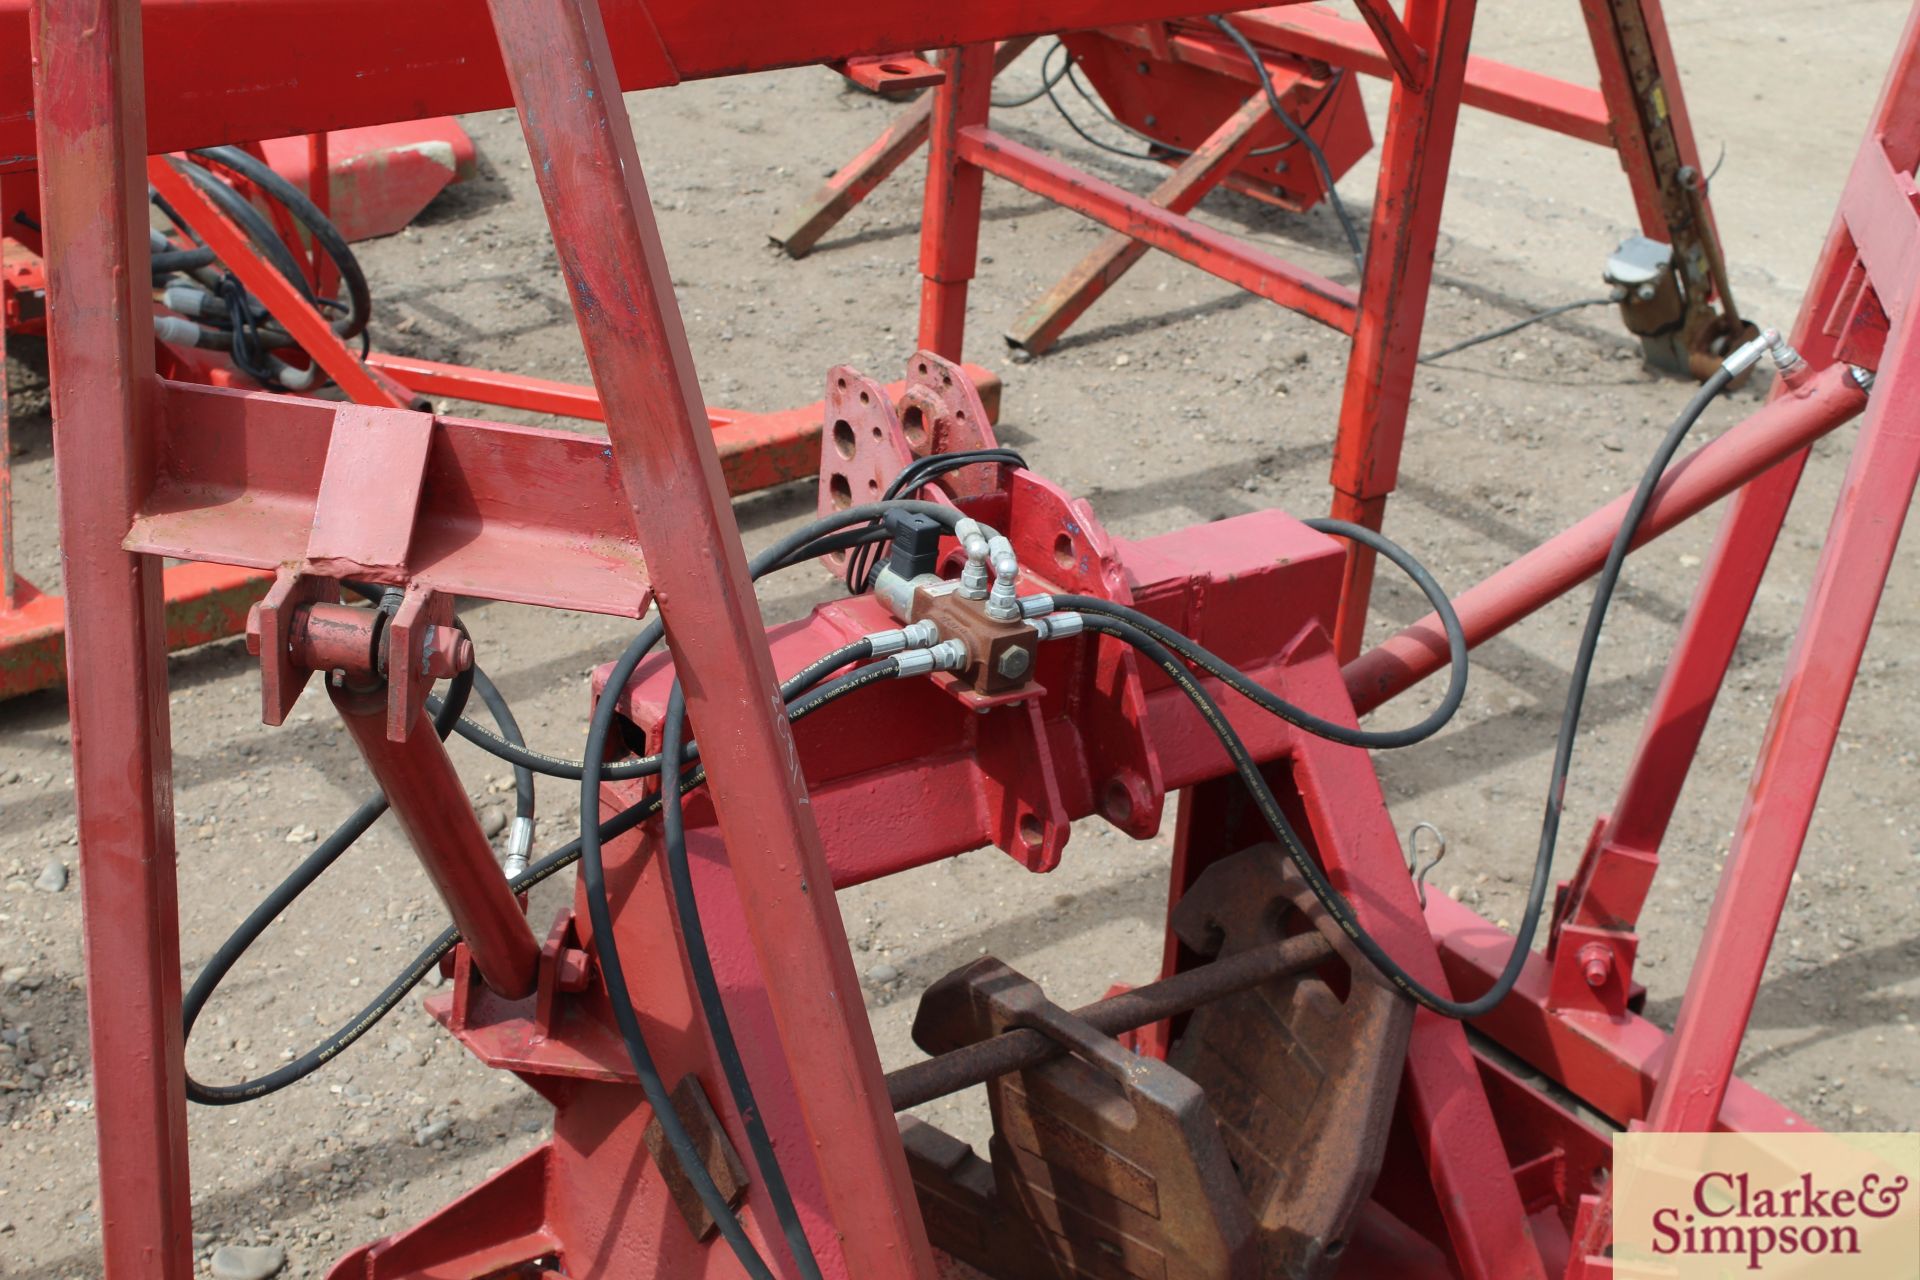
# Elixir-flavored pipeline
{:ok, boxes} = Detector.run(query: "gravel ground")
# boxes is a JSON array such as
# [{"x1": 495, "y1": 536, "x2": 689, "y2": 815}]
[{"x1": 3, "y1": 3, "x2": 1917, "y2": 1275}]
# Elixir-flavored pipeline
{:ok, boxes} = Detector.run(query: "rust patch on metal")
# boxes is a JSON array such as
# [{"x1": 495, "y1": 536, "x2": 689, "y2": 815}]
[
  {"x1": 899, "y1": 846, "x2": 1410, "y2": 1278},
  {"x1": 639, "y1": 1074, "x2": 750, "y2": 1242},
  {"x1": 1167, "y1": 845, "x2": 1414, "y2": 1278}
]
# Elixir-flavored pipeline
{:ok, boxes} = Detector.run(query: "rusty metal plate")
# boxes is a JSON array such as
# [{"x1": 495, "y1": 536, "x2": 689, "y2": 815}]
[
  {"x1": 910, "y1": 958, "x2": 1258, "y2": 1280},
  {"x1": 1167, "y1": 845, "x2": 1413, "y2": 1279}
]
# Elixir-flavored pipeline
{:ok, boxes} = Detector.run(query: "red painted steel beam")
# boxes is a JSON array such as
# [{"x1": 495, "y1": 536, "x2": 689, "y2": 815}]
[
  {"x1": 483, "y1": 0, "x2": 934, "y2": 1270},
  {"x1": 772, "y1": 39, "x2": 1033, "y2": 259},
  {"x1": 1, "y1": 248, "x2": 13, "y2": 610},
  {"x1": 1006, "y1": 89, "x2": 1279, "y2": 355},
  {"x1": 31, "y1": 0, "x2": 195, "y2": 1275},
  {"x1": 1344, "y1": 362, "x2": 1868, "y2": 715},
  {"x1": 126, "y1": 383, "x2": 658, "y2": 619},
  {"x1": 0, "y1": 564, "x2": 268, "y2": 700},
  {"x1": 955, "y1": 125, "x2": 1359, "y2": 333},
  {"x1": 1426, "y1": 893, "x2": 1812, "y2": 1133},
  {"x1": 363, "y1": 354, "x2": 1001, "y2": 496},
  {"x1": 0, "y1": 0, "x2": 1241, "y2": 172},
  {"x1": 331, "y1": 686, "x2": 541, "y2": 998},
  {"x1": 1109, "y1": 11, "x2": 1613, "y2": 147},
  {"x1": 1646, "y1": 22, "x2": 1920, "y2": 1127},
  {"x1": 918, "y1": 44, "x2": 998, "y2": 357}
]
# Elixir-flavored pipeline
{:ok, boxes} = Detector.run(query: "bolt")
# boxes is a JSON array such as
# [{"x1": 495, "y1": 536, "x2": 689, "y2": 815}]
[
  {"x1": 995, "y1": 645, "x2": 1033, "y2": 681},
  {"x1": 1578, "y1": 943, "x2": 1613, "y2": 989}
]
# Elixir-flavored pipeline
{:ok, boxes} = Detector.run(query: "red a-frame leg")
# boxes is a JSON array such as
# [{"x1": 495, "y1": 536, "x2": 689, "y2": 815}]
[
  {"x1": 482, "y1": 0, "x2": 936, "y2": 1273},
  {"x1": 1647, "y1": 15, "x2": 1920, "y2": 1127},
  {"x1": 31, "y1": 0, "x2": 195, "y2": 1275}
]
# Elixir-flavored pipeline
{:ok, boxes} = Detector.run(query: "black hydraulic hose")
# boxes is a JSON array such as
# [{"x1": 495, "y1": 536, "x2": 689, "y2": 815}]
[
  {"x1": 150, "y1": 247, "x2": 218, "y2": 274},
  {"x1": 430, "y1": 525, "x2": 896, "y2": 782},
  {"x1": 1419, "y1": 296, "x2": 1617, "y2": 365},
  {"x1": 845, "y1": 448, "x2": 1026, "y2": 593},
  {"x1": 658, "y1": 660, "x2": 892, "y2": 1280},
  {"x1": 192, "y1": 145, "x2": 373, "y2": 341},
  {"x1": 182, "y1": 633, "x2": 893, "y2": 1111},
  {"x1": 165, "y1": 161, "x2": 316, "y2": 301},
  {"x1": 992, "y1": 38, "x2": 1075, "y2": 109},
  {"x1": 1208, "y1": 14, "x2": 1366, "y2": 273},
  {"x1": 1051, "y1": 518, "x2": 1468, "y2": 750},
  {"x1": 182, "y1": 660, "x2": 477, "y2": 1104},
  {"x1": 186, "y1": 782, "x2": 665, "y2": 1108},
  {"x1": 571, "y1": 501, "x2": 961, "y2": 1276},
  {"x1": 470, "y1": 665, "x2": 535, "y2": 866},
  {"x1": 1085, "y1": 367, "x2": 1736, "y2": 1018}
]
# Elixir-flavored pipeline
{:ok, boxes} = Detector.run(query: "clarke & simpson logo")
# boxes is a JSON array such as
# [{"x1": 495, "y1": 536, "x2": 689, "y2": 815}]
[{"x1": 1615, "y1": 1132, "x2": 1920, "y2": 1278}]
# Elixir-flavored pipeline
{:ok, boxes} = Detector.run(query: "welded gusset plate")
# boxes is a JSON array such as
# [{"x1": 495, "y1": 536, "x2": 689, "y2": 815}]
[
  {"x1": 908, "y1": 958, "x2": 1259, "y2": 1279},
  {"x1": 1167, "y1": 845, "x2": 1414, "y2": 1279}
]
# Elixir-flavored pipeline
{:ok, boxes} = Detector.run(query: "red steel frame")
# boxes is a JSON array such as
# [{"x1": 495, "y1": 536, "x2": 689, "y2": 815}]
[
  {"x1": 24, "y1": 0, "x2": 1920, "y2": 1275},
  {"x1": 786, "y1": 2, "x2": 1734, "y2": 662},
  {"x1": 0, "y1": 161, "x2": 1000, "y2": 699}
]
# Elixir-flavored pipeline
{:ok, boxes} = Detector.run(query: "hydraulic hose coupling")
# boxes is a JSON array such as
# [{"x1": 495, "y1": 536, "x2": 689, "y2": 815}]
[
  {"x1": 1018, "y1": 594, "x2": 1056, "y2": 618},
  {"x1": 502, "y1": 817, "x2": 535, "y2": 881},
  {"x1": 985, "y1": 535, "x2": 1022, "y2": 621},
  {"x1": 894, "y1": 638, "x2": 970, "y2": 678},
  {"x1": 1721, "y1": 330, "x2": 1773, "y2": 378},
  {"x1": 866, "y1": 619, "x2": 940, "y2": 656},
  {"x1": 1030, "y1": 611, "x2": 1085, "y2": 641},
  {"x1": 1761, "y1": 328, "x2": 1806, "y2": 382},
  {"x1": 955, "y1": 518, "x2": 993, "y2": 600}
]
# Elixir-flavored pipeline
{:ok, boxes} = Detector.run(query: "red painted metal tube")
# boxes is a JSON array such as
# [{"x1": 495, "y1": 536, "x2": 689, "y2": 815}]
[
  {"x1": 1650, "y1": 364, "x2": 1917, "y2": 1130},
  {"x1": 1325, "y1": 0, "x2": 1478, "y2": 664},
  {"x1": 0, "y1": 0, "x2": 1235, "y2": 171},
  {"x1": 918, "y1": 43, "x2": 996, "y2": 358},
  {"x1": 484, "y1": 0, "x2": 935, "y2": 1270},
  {"x1": 776, "y1": 40, "x2": 1031, "y2": 260},
  {"x1": 1344, "y1": 362, "x2": 1869, "y2": 715},
  {"x1": 955, "y1": 124, "x2": 1359, "y2": 334},
  {"x1": 330, "y1": 682, "x2": 539, "y2": 998},
  {"x1": 1007, "y1": 89, "x2": 1277, "y2": 356},
  {"x1": 31, "y1": 0, "x2": 196, "y2": 1275},
  {"x1": 1193, "y1": 7, "x2": 1615, "y2": 147}
]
